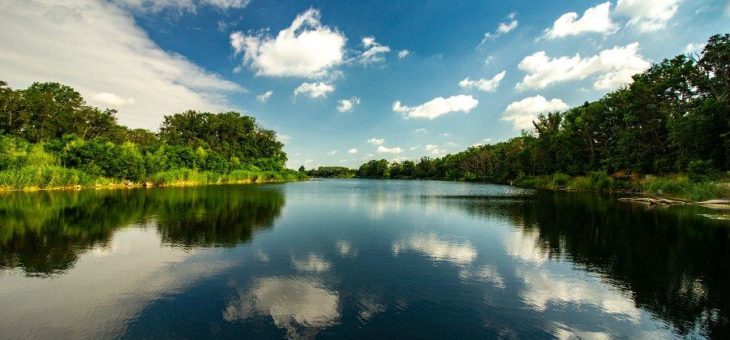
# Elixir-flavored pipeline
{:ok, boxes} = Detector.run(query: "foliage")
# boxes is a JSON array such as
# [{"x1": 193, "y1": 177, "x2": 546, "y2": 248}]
[
  {"x1": 306, "y1": 166, "x2": 356, "y2": 178},
  {"x1": 0, "y1": 79, "x2": 302, "y2": 190},
  {"x1": 351, "y1": 34, "x2": 730, "y2": 199}
]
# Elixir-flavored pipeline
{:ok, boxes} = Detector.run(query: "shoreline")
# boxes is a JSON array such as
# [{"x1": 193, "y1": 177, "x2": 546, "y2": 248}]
[{"x1": 0, "y1": 177, "x2": 307, "y2": 193}]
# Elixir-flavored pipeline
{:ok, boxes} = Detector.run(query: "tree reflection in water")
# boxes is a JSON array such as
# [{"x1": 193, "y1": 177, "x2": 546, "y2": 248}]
[
  {"x1": 0, "y1": 185, "x2": 285, "y2": 276},
  {"x1": 435, "y1": 191, "x2": 730, "y2": 339}
]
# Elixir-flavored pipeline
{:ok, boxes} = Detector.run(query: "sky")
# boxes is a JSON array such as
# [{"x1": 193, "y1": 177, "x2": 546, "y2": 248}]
[{"x1": 1, "y1": 0, "x2": 728, "y2": 169}]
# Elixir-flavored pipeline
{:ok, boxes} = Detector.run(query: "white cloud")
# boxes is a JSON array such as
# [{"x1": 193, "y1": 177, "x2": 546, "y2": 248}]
[
  {"x1": 544, "y1": 2, "x2": 617, "y2": 39},
  {"x1": 223, "y1": 277, "x2": 339, "y2": 339},
  {"x1": 256, "y1": 90, "x2": 273, "y2": 102},
  {"x1": 425, "y1": 144, "x2": 446, "y2": 155},
  {"x1": 516, "y1": 43, "x2": 651, "y2": 90},
  {"x1": 114, "y1": 0, "x2": 251, "y2": 12},
  {"x1": 393, "y1": 95, "x2": 478, "y2": 119},
  {"x1": 413, "y1": 128, "x2": 427, "y2": 134},
  {"x1": 616, "y1": 0, "x2": 680, "y2": 32},
  {"x1": 438, "y1": 133, "x2": 450, "y2": 137},
  {"x1": 92, "y1": 92, "x2": 135, "y2": 107},
  {"x1": 277, "y1": 134, "x2": 291, "y2": 144},
  {"x1": 458, "y1": 71, "x2": 506, "y2": 92},
  {"x1": 458, "y1": 265, "x2": 505, "y2": 288},
  {"x1": 480, "y1": 13, "x2": 519, "y2": 43},
  {"x1": 347, "y1": 148, "x2": 358, "y2": 154},
  {"x1": 337, "y1": 96, "x2": 360, "y2": 112},
  {"x1": 358, "y1": 36, "x2": 390, "y2": 64},
  {"x1": 326, "y1": 150, "x2": 337, "y2": 156},
  {"x1": 0, "y1": 0, "x2": 244, "y2": 129},
  {"x1": 409, "y1": 145, "x2": 420, "y2": 151},
  {"x1": 501, "y1": 96, "x2": 569, "y2": 130},
  {"x1": 294, "y1": 82, "x2": 334, "y2": 98},
  {"x1": 367, "y1": 138, "x2": 384, "y2": 145},
  {"x1": 335, "y1": 240, "x2": 355, "y2": 257},
  {"x1": 377, "y1": 146, "x2": 402, "y2": 154},
  {"x1": 684, "y1": 42, "x2": 705, "y2": 55},
  {"x1": 291, "y1": 254, "x2": 331, "y2": 272},
  {"x1": 230, "y1": 8, "x2": 346, "y2": 78},
  {"x1": 392, "y1": 233, "x2": 477, "y2": 265},
  {"x1": 397, "y1": 49, "x2": 411, "y2": 59}
]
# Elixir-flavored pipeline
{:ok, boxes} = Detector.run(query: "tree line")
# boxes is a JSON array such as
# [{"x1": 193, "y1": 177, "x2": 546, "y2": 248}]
[
  {"x1": 356, "y1": 34, "x2": 730, "y2": 186},
  {"x1": 0, "y1": 80, "x2": 300, "y2": 188}
]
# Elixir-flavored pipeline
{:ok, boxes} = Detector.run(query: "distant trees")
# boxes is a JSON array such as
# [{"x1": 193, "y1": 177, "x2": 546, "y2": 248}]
[
  {"x1": 306, "y1": 166, "x2": 356, "y2": 178},
  {"x1": 355, "y1": 34, "x2": 730, "y2": 183}
]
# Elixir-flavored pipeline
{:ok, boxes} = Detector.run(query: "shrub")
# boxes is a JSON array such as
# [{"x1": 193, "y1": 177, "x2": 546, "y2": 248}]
[
  {"x1": 551, "y1": 173, "x2": 571, "y2": 188},
  {"x1": 687, "y1": 159, "x2": 717, "y2": 182},
  {"x1": 515, "y1": 175, "x2": 550, "y2": 189},
  {"x1": 588, "y1": 171, "x2": 612, "y2": 192}
]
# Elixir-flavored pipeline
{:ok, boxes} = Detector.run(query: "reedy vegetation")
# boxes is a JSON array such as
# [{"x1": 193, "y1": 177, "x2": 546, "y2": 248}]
[
  {"x1": 352, "y1": 34, "x2": 730, "y2": 201},
  {"x1": 0, "y1": 82, "x2": 305, "y2": 190}
]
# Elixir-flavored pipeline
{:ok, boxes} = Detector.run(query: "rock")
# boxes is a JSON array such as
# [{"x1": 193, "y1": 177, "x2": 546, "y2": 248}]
[{"x1": 618, "y1": 197, "x2": 685, "y2": 206}]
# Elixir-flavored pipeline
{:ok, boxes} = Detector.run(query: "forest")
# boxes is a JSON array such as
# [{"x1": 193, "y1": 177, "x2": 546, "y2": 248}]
[
  {"x1": 0, "y1": 81, "x2": 305, "y2": 190},
  {"x1": 353, "y1": 34, "x2": 730, "y2": 200}
]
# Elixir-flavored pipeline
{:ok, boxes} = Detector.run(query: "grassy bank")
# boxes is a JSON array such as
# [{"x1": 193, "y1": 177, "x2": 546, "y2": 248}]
[
  {"x1": 514, "y1": 172, "x2": 730, "y2": 202},
  {"x1": 0, "y1": 166, "x2": 307, "y2": 192}
]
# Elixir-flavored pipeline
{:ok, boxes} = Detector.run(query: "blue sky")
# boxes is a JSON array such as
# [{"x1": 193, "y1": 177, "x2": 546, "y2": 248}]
[{"x1": 1, "y1": 0, "x2": 728, "y2": 168}]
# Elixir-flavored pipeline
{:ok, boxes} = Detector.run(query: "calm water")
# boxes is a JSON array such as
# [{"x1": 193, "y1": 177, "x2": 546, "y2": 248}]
[{"x1": 1, "y1": 179, "x2": 729, "y2": 339}]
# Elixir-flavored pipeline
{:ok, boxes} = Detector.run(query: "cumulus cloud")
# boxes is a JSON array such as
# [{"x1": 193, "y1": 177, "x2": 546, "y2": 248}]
[
  {"x1": 516, "y1": 43, "x2": 650, "y2": 90},
  {"x1": 294, "y1": 82, "x2": 334, "y2": 98},
  {"x1": 397, "y1": 49, "x2": 411, "y2": 59},
  {"x1": 256, "y1": 90, "x2": 273, "y2": 102},
  {"x1": 0, "y1": 0, "x2": 243, "y2": 129},
  {"x1": 501, "y1": 96, "x2": 569, "y2": 130},
  {"x1": 377, "y1": 146, "x2": 402, "y2": 154},
  {"x1": 480, "y1": 13, "x2": 519, "y2": 44},
  {"x1": 347, "y1": 148, "x2": 358, "y2": 154},
  {"x1": 425, "y1": 144, "x2": 446, "y2": 155},
  {"x1": 230, "y1": 8, "x2": 346, "y2": 78},
  {"x1": 458, "y1": 71, "x2": 506, "y2": 92},
  {"x1": 413, "y1": 128, "x2": 427, "y2": 134},
  {"x1": 393, "y1": 95, "x2": 478, "y2": 119},
  {"x1": 337, "y1": 96, "x2": 360, "y2": 112},
  {"x1": 358, "y1": 36, "x2": 390, "y2": 64},
  {"x1": 326, "y1": 150, "x2": 337, "y2": 156},
  {"x1": 367, "y1": 138, "x2": 384, "y2": 145},
  {"x1": 114, "y1": 0, "x2": 251, "y2": 12},
  {"x1": 616, "y1": 0, "x2": 680, "y2": 32},
  {"x1": 544, "y1": 2, "x2": 617, "y2": 39}
]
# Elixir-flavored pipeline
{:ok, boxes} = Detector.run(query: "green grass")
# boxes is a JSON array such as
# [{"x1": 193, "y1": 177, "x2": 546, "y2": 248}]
[
  {"x1": 0, "y1": 165, "x2": 105, "y2": 190},
  {"x1": 512, "y1": 172, "x2": 729, "y2": 201},
  {"x1": 641, "y1": 175, "x2": 729, "y2": 201}
]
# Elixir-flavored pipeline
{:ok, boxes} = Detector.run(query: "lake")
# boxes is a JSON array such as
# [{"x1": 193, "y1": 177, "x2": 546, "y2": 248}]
[{"x1": 1, "y1": 179, "x2": 729, "y2": 339}]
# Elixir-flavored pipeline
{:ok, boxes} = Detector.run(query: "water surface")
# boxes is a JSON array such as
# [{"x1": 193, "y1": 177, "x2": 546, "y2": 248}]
[{"x1": 1, "y1": 179, "x2": 728, "y2": 339}]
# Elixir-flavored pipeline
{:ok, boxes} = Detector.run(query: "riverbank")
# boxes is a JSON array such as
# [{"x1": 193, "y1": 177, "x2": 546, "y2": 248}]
[
  {"x1": 514, "y1": 172, "x2": 730, "y2": 202},
  {"x1": 0, "y1": 166, "x2": 307, "y2": 192}
]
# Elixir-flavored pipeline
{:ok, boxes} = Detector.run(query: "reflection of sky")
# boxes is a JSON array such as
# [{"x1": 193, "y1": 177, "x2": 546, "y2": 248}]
[
  {"x1": 291, "y1": 254, "x2": 331, "y2": 272},
  {"x1": 0, "y1": 225, "x2": 236, "y2": 339},
  {"x1": 224, "y1": 277, "x2": 340, "y2": 339},
  {"x1": 0, "y1": 180, "x2": 691, "y2": 338},
  {"x1": 393, "y1": 233, "x2": 477, "y2": 265}
]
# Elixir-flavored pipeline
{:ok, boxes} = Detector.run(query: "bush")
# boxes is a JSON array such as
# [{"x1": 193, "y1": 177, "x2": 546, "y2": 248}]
[
  {"x1": 588, "y1": 171, "x2": 612, "y2": 192},
  {"x1": 515, "y1": 175, "x2": 550, "y2": 189},
  {"x1": 687, "y1": 159, "x2": 717, "y2": 182},
  {"x1": 551, "y1": 173, "x2": 571, "y2": 188}
]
